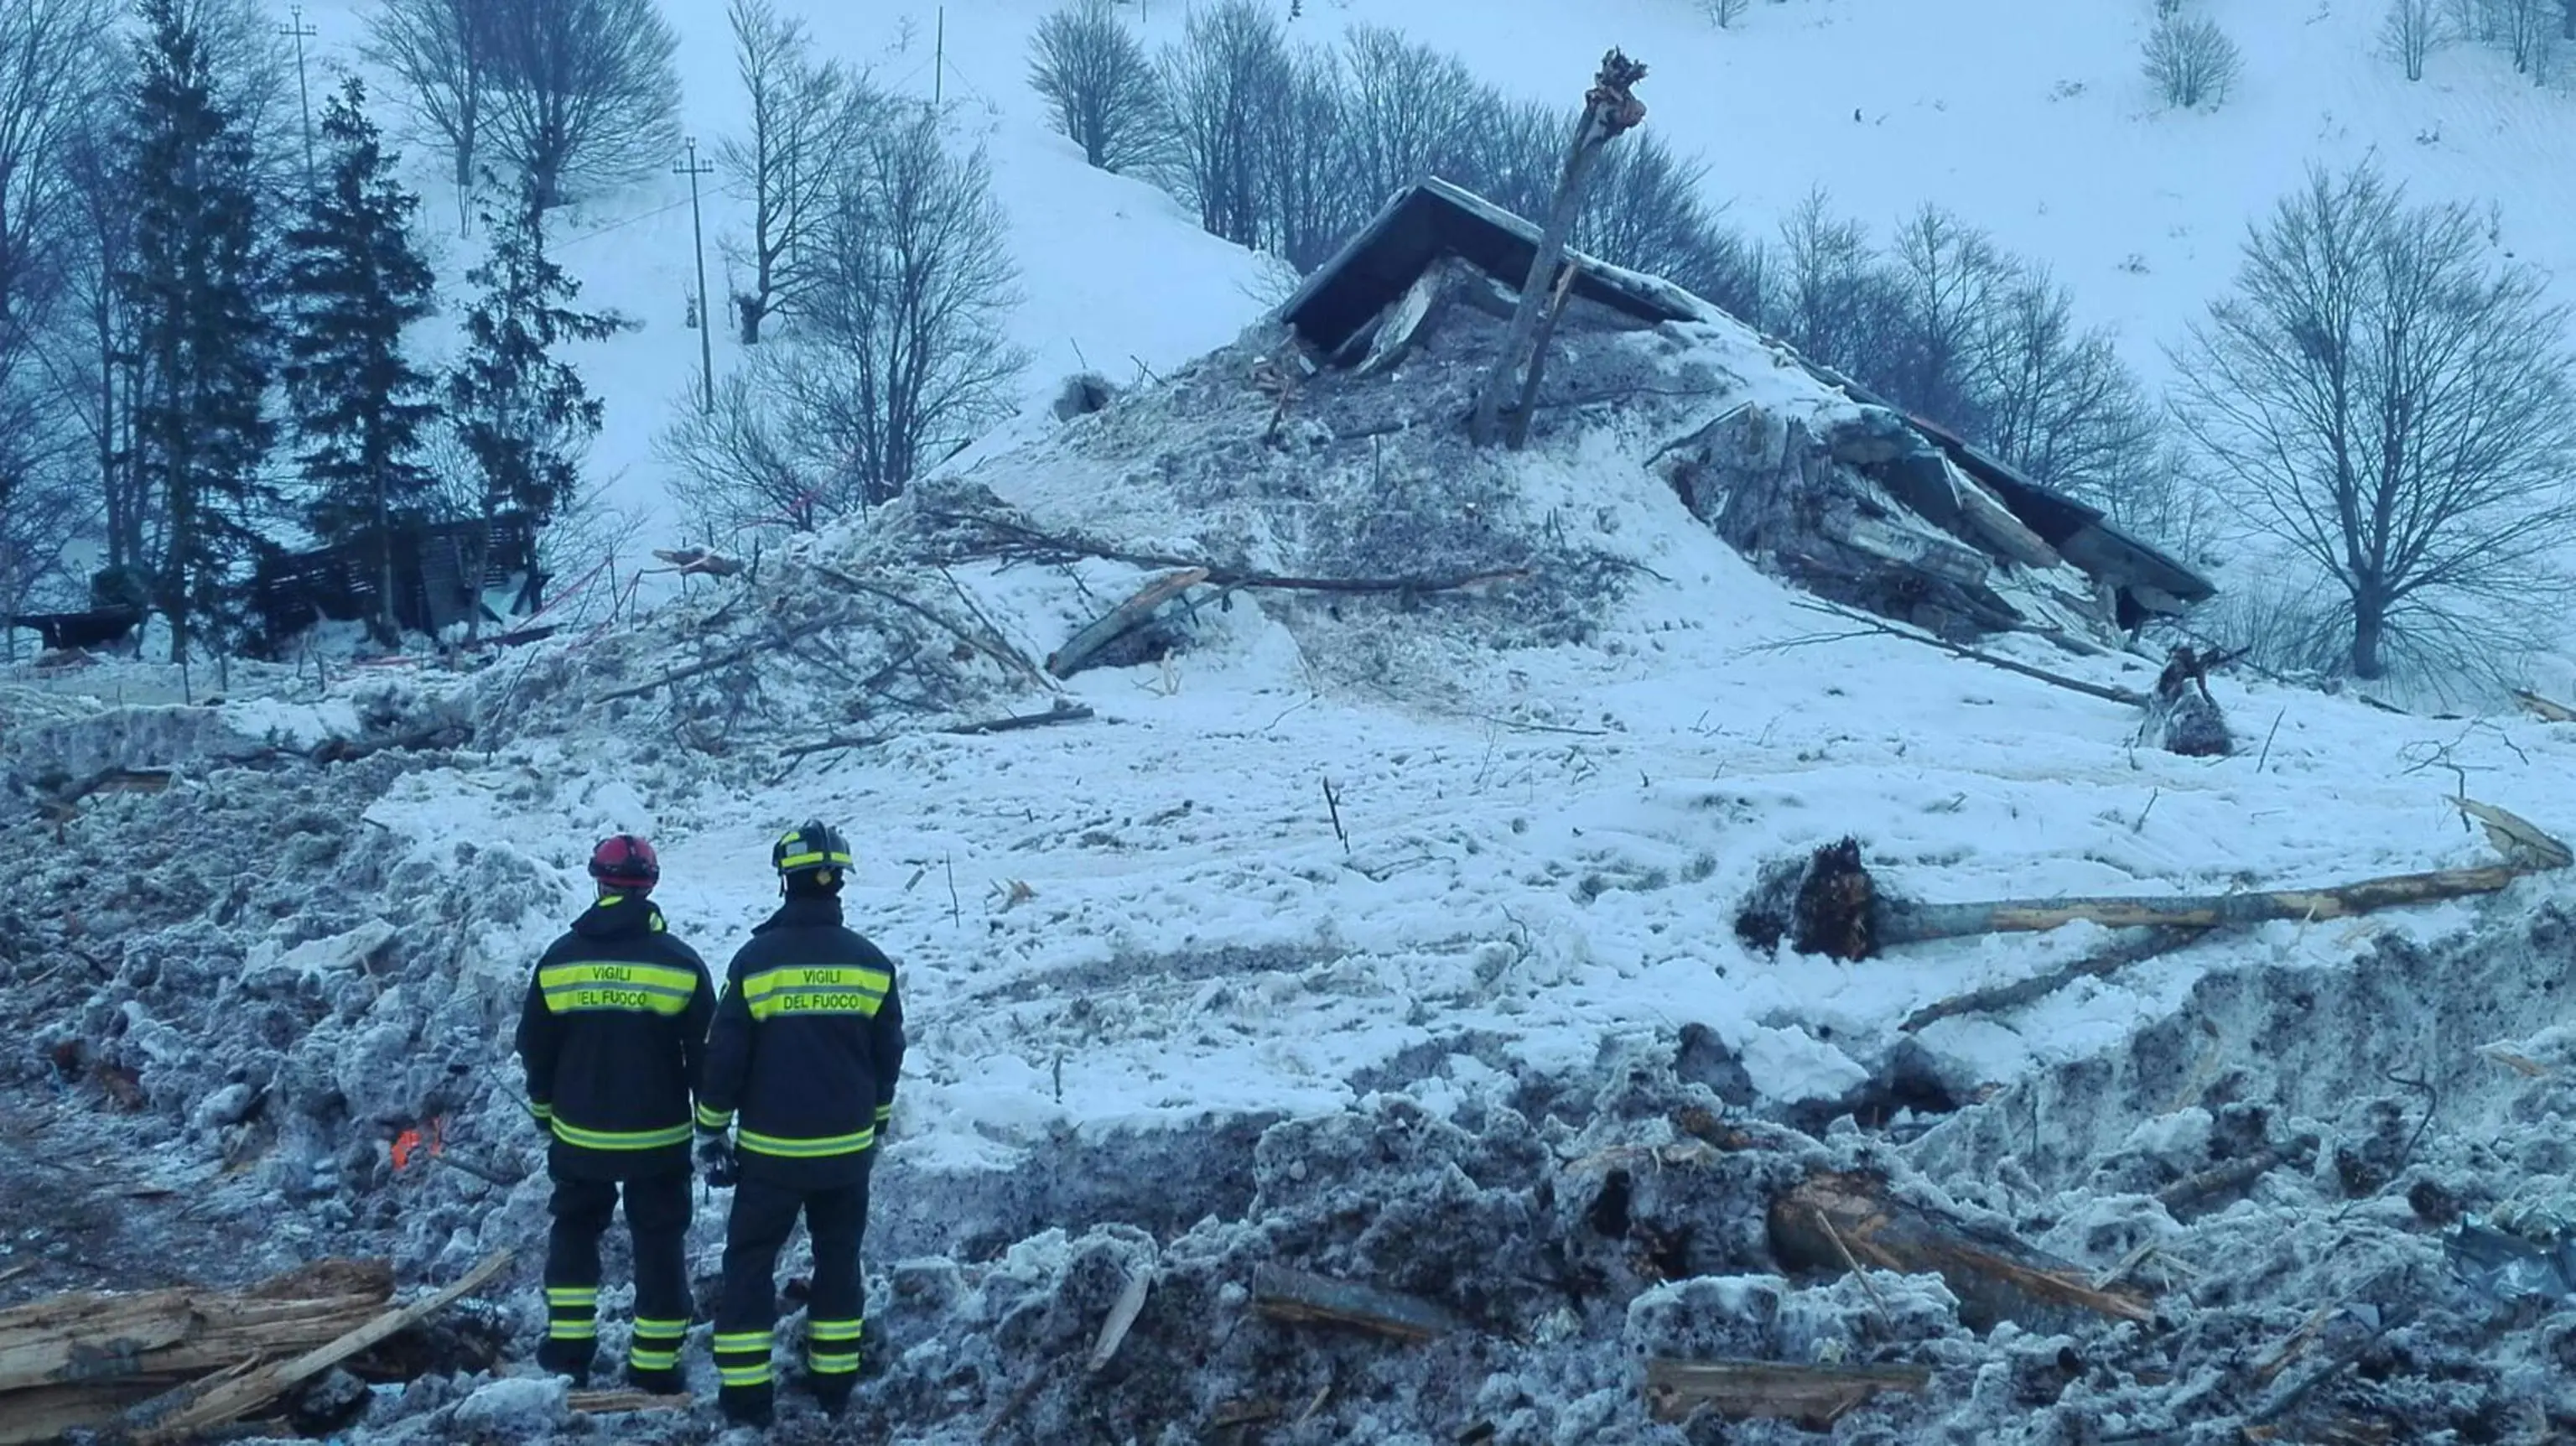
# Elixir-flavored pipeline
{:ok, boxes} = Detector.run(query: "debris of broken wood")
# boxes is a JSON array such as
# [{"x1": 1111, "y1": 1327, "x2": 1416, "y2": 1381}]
[
  {"x1": 2147, "y1": 644, "x2": 2236, "y2": 757},
  {"x1": 1768, "y1": 601, "x2": 2148, "y2": 707},
  {"x1": 2511, "y1": 688, "x2": 2576, "y2": 723},
  {"x1": 1740, "y1": 811, "x2": 2568, "y2": 961},
  {"x1": 1086, "y1": 1266, "x2": 1153, "y2": 1373},
  {"x1": 1249, "y1": 1264, "x2": 1459, "y2": 1343},
  {"x1": 1900, "y1": 927, "x2": 2210, "y2": 1032},
  {"x1": 0, "y1": 1256, "x2": 499, "y2": 1446},
  {"x1": 1643, "y1": 1358, "x2": 1931, "y2": 1427},
  {"x1": 943, "y1": 700, "x2": 1097, "y2": 736},
  {"x1": 568, "y1": 1388, "x2": 692, "y2": 1414},
  {"x1": 1049, "y1": 568, "x2": 1210, "y2": 679},
  {"x1": 1768, "y1": 1171, "x2": 2153, "y2": 1331},
  {"x1": 2157, "y1": 1148, "x2": 2293, "y2": 1216},
  {"x1": 117, "y1": 1251, "x2": 510, "y2": 1444},
  {"x1": 647, "y1": 546, "x2": 745, "y2": 579}
]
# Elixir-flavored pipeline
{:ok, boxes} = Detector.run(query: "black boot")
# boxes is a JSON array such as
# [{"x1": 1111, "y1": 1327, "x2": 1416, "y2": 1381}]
[{"x1": 719, "y1": 1384, "x2": 773, "y2": 1428}]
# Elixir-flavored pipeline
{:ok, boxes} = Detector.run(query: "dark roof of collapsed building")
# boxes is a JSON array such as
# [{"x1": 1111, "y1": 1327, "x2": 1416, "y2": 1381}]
[{"x1": 1280, "y1": 178, "x2": 2214, "y2": 616}]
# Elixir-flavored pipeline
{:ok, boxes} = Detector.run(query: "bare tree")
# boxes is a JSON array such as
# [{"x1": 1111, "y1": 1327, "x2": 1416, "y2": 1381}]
[
  {"x1": 2143, "y1": 15, "x2": 2243, "y2": 108},
  {"x1": 1969, "y1": 268, "x2": 2157, "y2": 508},
  {"x1": 481, "y1": 0, "x2": 682, "y2": 211},
  {"x1": 2382, "y1": 0, "x2": 2448, "y2": 78},
  {"x1": 1774, "y1": 189, "x2": 1900, "y2": 373},
  {"x1": 656, "y1": 362, "x2": 815, "y2": 536},
  {"x1": 1701, "y1": 0, "x2": 1750, "y2": 26},
  {"x1": 363, "y1": 0, "x2": 487, "y2": 229},
  {"x1": 0, "y1": 0, "x2": 115, "y2": 338},
  {"x1": 1259, "y1": 46, "x2": 1351, "y2": 270},
  {"x1": 1335, "y1": 26, "x2": 1479, "y2": 208},
  {"x1": 1028, "y1": 0, "x2": 1163, "y2": 174},
  {"x1": 1879, "y1": 204, "x2": 2010, "y2": 428},
  {"x1": 2173, "y1": 164, "x2": 2576, "y2": 682},
  {"x1": 790, "y1": 110, "x2": 1026, "y2": 507},
  {"x1": 1156, "y1": 0, "x2": 1292, "y2": 248},
  {"x1": 1447, "y1": 93, "x2": 1567, "y2": 222},
  {"x1": 2490, "y1": 0, "x2": 2556, "y2": 70},
  {"x1": 718, "y1": 0, "x2": 865, "y2": 344}
]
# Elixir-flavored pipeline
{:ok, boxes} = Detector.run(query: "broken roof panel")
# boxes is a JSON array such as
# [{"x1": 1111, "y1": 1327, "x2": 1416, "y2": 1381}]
[{"x1": 1280, "y1": 178, "x2": 1696, "y2": 355}]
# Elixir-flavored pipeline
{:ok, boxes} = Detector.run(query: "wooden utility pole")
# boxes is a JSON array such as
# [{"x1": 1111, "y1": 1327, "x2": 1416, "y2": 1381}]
[
  {"x1": 675, "y1": 138, "x2": 717, "y2": 412},
  {"x1": 1468, "y1": 49, "x2": 1650, "y2": 449},
  {"x1": 934, "y1": 8, "x2": 946, "y2": 106},
  {"x1": 280, "y1": 5, "x2": 319, "y2": 189}
]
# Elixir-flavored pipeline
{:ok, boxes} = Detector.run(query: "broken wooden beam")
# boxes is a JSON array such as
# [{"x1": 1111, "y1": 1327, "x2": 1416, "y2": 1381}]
[
  {"x1": 2512, "y1": 688, "x2": 2576, "y2": 723},
  {"x1": 1086, "y1": 1266, "x2": 1153, "y2": 1373},
  {"x1": 943, "y1": 700, "x2": 1097, "y2": 736},
  {"x1": 1900, "y1": 927, "x2": 2209, "y2": 1032},
  {"x1": 2156, "y1": 1149, "x2": 2288, "y2": 1215},
  {"x1": 1046, "y1": 568, "x2": 1208, "y2": 679},
  {"x1": 1643, "y1": 1358, "x2": 1931, "y2": 1427},
  {"x1": 1768, "y1": 1171, "x2": 2153, "y2": 1332},
  {"x1": 123, "y1": 1251, "x2": 510, "y2": 1443},
  {"x1": 569, "y1": 1389, "x2": 692, "y2": 1415},
  {"x1": 0, "y1": 1260, "x2": 395, "y2": 1398},
  {"x1": 1249, "y1": 1264, "x2": 1458, "y2": 1344}
]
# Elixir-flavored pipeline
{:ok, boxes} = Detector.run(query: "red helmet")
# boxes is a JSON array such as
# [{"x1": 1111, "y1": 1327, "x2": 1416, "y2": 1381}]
[{"x1": 588, "y1": 834, "x2": 660, "y2": 891}]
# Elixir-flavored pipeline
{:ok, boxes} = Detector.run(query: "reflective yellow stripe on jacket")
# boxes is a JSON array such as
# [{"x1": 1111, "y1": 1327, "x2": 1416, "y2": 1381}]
[
  {"x1": 539, "y1": 960, "x2": 699, "y2": 1017},
  {"x1": 551, "y1": 1118, "x2": 694, "y2": 1151},
  {"x1": 736, "y1": 1125, "x2": 875, "y2": 1159},
  {"x1": 740, "y1": 965, "x2": 890, "y2": 1022}
]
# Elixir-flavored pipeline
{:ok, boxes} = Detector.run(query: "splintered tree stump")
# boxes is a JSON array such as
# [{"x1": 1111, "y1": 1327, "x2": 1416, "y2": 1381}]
[
  {"x1": 2148, "y1": 645, "x2": 2233, "y2": 757},
  {"x1": 1249, "y1": 1265, "x2": 1459, "y2": 1343},
  {"x1": 1768, "y1": 1171, "x2": 2153, "y2": 1333},
  {"x1": 1643, "y1": 1358, "x2": 1932, "y2": 1426}
]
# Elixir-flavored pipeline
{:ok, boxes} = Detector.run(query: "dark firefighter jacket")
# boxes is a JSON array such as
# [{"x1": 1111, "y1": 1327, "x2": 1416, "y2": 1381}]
[
  {"x1": 696, "y1": 895, "x2": 906, "y2": 1189},
  {"x1": 515, "y1": 895, "x2": 715, "y2": 1180}
]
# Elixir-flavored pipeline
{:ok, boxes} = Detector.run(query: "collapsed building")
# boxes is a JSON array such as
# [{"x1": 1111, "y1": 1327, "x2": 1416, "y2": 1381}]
[{"x1": 1277, "y1": 179, "x2": 2213, "y2": 642}]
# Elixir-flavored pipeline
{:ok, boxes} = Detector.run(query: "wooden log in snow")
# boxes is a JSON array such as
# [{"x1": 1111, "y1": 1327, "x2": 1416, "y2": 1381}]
[
  {"x1": 1769, "y1": 1172, "x2": 2153, "y2": 1332},
  {"x1": 1249, "y1": 1264, "x2": 1458, "y2": 1344},
  {"x1": 2513, "y1": 688, "x2": 2576, "y2": 723},
  {"x1": 1046, "y1": 569, "x2": 1208, "y2": 679},
  {"x1": 569, "y1": 1389, "x2": 692, "y2": 1415},
  {"x1": 1643, "y1": 1358, "x2": 1931, "y2": 1426},
  {"x1": 1876, "y1": 866, "x2": 2531, "y2": 949}
]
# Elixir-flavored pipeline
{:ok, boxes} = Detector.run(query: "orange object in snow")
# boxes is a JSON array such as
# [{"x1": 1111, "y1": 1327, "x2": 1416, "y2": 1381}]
[{"x1": 391, "y1": 1116, "x2": 448, "y2": 1172}]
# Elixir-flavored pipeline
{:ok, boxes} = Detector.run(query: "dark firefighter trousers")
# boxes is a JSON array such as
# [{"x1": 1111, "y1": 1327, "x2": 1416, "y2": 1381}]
[
  {"x1": 711, "y1": 1164, "x2": 872, "y2": 1408},
  {"x1": 539, "y1": 1173, "x2": 692, "y2": 1381}
]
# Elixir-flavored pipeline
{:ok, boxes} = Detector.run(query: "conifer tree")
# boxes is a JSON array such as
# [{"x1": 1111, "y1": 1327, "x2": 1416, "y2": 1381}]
[
  {"x1": 122, "y1": 0, "x2": 275, "y2": 661},
  {"x1": 446, "y1": 185, "x2": 622, "y2": 621},
  {"x1": 282, "y1": 77, "x2": 439, "y2": 643}
]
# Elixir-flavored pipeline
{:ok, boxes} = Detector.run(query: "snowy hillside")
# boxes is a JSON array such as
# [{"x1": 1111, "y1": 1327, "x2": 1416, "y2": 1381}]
[{"x1": 272, "y1": 0, "x2": 2576, "y2": 554}]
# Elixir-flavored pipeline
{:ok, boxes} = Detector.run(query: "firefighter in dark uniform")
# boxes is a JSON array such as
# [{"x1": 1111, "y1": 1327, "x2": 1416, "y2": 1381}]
[
  {"x1": 694, "y1": 820, "x2": 906, "y2": 1427},
  {"x1": 514, "y1": 835, "x2": 714, "y2": 1392}
]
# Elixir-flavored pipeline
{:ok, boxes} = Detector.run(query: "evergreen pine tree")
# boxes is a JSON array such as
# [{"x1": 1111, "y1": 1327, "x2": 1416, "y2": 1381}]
[
  {"x1": 282, "y1": 77, "x2": 439, "y2": 644},
  {"x1": 447, "y1": 186, "x2": 621, "y2": 597},
  {"x1": 122, "y1": 0, "x2": 275, "y2": 662}
]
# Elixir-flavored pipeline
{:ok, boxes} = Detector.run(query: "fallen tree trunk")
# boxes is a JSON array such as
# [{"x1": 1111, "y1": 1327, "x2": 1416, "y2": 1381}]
[
  {"x1": 1770, "y1": 1172, "x2": 2153, "y2": 1332},
  {"x1": 1046, "y1": 569, "x2": 1208, "y2": 679},
  {"x1": 1900, "y1": 927, "x2": 2210, "y2": 1032},
  {"x1": 1878, "y1": 866, "x2": 2530, "y2": 947},
  {"x1": 123, "y1": 1251, "x2": 510, "y2": 1443},
  {"x1": 2157, "y1": 1149, "x2": 2288, "y2": 1215},
  {"x1": 1643, "y1": 1358, "x2": 1931, "y2": 1426},
  {"x1": 2513, "y1": 688, "x2": 2576, "y2": 723},
  {"x1": 1250, "y1": 1264, "x2": 1458, "y2": 1343},
  {"x1": 945, "y1": 702, "x2": 1097, "y2": 736}
]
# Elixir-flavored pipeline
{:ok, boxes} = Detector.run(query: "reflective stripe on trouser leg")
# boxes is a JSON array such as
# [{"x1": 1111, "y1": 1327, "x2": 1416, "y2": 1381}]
[
  {"x1": 545, "y1": 1285, "x2": 600, "y2": 1341},
  {"x1": 712, "y1": 1329, "x2": 774, "y2": 1387},
  {"x1": 628, "y1": 1317, "x2": 688, "y2": 1372},
  {"x1": 806, "y1": 1316, "x2": 863, "y2": 1375}
]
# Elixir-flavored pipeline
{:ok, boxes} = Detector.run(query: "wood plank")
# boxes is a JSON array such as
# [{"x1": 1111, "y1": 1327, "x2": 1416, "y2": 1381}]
[
  {"x1": 1877, "y1": 866, "x2": 2531, "y2": 946},
  {"x1": 1769, "y1": 1172, "x2": 2152, "y2": 1332},
  {"x1": 123, "y1": 1251, "x2": 511, "y2": 1443},
  {"x1": 0, "y1": 1381, "x2": 165, "y2": 1446},
  {"x1": 569, "y1": 1389, "x2": 692, "y2": 1414},
  {"x1": 1249, "y1": 1264, "x2": 1458, "y2": 1344},
  {"x1": 1644, "y1": 1358, "x2": 1931, "y2": 1426}
]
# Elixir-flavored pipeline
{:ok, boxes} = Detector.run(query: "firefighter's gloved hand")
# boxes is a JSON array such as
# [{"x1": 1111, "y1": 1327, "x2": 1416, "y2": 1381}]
[{"x1": 697, "y1": 1132, "x2": 736, "y2": 1189}]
